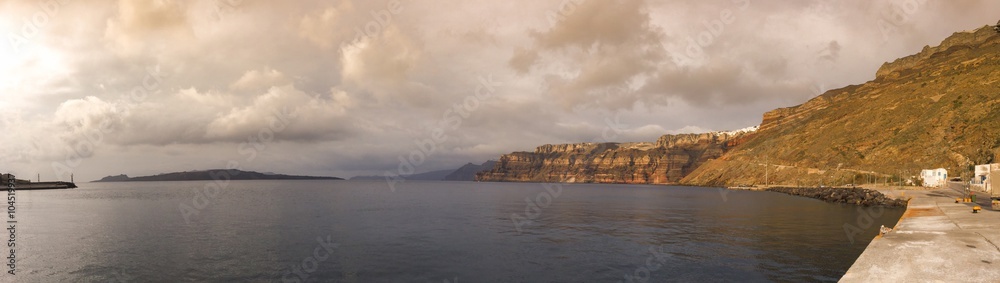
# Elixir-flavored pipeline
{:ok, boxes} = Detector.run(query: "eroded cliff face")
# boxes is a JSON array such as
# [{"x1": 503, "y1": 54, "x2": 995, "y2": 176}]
[
  {"x1": 475, "y1": 132, "x2": 752, "y2": 184},
  {"x1": 875, "y1": 27, "x2": 998, "y2": 80},
  {"x1": 758, "y1": 26, "x2": 1000, "y2": 137}
]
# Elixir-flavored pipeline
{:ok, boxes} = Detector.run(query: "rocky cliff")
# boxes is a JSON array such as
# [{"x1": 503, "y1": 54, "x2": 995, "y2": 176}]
[
  {"x1": 475, "y1": 131, "x2": 753, "y2": 184},
  {"x1": 874, "y1": 27, "x2": 998, "y2": 80},
  {"x1": 683, "y1": 25, "x2": 1000, "y2": 186}
]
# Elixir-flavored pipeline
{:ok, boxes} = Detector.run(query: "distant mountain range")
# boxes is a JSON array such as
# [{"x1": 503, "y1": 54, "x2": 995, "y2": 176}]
[
  {"x1": 445, "y1": 160, "x2": 497, "y2": 181},
  {"x1": 350, "y1": 160, "x2": 497, "y2": 181},
  {"x1": 93, "y1": 169, "x2": 342, "y2": 182},
  {"x1": 350, "y1": 169, "x2": 454, "y2": 181}
]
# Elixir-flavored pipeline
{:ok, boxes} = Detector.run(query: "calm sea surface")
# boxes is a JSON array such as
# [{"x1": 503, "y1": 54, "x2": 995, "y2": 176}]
[{"x1": 12, "y1": 180, "x2": 903, "y2": 282}]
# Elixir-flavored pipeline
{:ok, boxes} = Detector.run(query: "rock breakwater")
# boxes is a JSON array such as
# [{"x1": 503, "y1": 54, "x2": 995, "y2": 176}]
[{"x1": 766, "y1": 187, "x2": 908, "y2": 207}]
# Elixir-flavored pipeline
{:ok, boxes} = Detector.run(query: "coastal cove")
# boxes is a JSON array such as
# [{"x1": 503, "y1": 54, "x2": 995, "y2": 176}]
[{"x1": 14, "y1": 180, "x2": 902, "y2": 282}]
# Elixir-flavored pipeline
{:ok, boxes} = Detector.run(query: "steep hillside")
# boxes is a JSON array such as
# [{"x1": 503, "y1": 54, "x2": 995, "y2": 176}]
[
  {"x1": 683, "y1": 25, "x2": 1000, "y2": 186},
  {"x1": 475, "y1": 130, "x2": 754, "y2": 184}
]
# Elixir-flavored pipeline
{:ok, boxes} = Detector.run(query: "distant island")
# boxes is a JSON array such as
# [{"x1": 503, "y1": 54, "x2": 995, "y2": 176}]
[
  {"x1": 349, "y1": 160, "x2": 496, "y2": 181},
  {"x1": 93, "y1": 169, "x2": 343, "y2": 182}
]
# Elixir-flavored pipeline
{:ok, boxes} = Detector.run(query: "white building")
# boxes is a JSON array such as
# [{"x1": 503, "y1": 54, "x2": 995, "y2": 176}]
[
  {"x1": 973, "y1": 163, "x2": 1000, "y2": 193},
  {"x1": 974, "y1": 164, "x2": 995, "y2": 185},
  {"x1": 921, "y1": 168, "x2": 948, "y2": 187}
]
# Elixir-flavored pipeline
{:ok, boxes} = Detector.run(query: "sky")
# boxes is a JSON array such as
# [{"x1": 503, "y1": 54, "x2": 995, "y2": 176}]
[{"x1": 1, "y1": 0, "x2": 998, "y2": 181}]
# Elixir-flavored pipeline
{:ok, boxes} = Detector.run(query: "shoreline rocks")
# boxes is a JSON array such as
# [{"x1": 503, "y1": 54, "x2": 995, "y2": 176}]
[{"x1": 766, "y1": 187, "x2": 908, "y2": 208}]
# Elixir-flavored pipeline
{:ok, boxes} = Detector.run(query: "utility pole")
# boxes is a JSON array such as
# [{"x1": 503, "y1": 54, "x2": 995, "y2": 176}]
[{"x1": 765, "y1": 156, "x2": 769, "y2": 188}]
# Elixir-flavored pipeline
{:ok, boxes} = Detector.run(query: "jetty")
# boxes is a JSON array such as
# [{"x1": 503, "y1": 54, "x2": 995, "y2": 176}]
[
  {"x1": 2, "y1": 174, "x2": 77, "y2": 190},
  {"x1": 14, "y1": 181, "x2": 78, "y2": 190},
  {"x1": 840, "y1": 184, "x2": 1000, "y2": 282}
]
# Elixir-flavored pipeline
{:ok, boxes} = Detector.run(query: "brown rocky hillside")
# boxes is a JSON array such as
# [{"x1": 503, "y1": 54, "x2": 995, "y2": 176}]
[{"x1": 682, "y1": 25, "x2": 1000, "y2": 186}]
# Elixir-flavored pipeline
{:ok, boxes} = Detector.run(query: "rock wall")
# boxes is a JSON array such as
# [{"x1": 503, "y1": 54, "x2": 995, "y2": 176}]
[{"x1": 475, "y1": 132, "x2": 752, "y2": 184}]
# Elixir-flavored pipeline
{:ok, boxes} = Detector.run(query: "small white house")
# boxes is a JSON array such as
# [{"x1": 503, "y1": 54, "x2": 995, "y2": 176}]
[
  {"x1": 921, "y1": 168, "x2": 948, "y2": 187},
  {"x1": 974, "y1": 164, "x2": 994, "y2": 185},
  {"x1": 972, "y1": 163, "x2": 1000, "y2": 193}
]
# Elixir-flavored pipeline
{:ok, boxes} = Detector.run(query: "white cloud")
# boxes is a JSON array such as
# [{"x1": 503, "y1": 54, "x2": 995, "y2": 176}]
[
  {"x1": 206, "y1": 84, "x2": 354, "y2": 142},
  {"x1": 297, "y1": 3, "x2": 357, "y2": 49},
  {"x1": 230, "y1": 68, "x2": 291, "y2": 91}
]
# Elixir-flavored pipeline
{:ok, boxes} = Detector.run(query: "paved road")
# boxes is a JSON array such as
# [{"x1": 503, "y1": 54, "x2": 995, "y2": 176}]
[
  {"x1": 946, "y1": 181, "x2": 997, "y2": 206},
  {"x1": 841, "y1": 188, "x2": 1000, "y2": 282}
]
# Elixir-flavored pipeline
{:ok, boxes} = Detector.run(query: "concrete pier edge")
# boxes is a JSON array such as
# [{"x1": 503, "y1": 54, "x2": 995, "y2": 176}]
[{"x1": 839, "y1": 185, "x2": 1000, "y2": 282}]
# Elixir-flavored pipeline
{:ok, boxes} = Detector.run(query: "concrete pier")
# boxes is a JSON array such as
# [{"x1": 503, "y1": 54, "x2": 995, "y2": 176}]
[{"x1": 840, "y1": 186, "x2": 1000, "y2": 282}]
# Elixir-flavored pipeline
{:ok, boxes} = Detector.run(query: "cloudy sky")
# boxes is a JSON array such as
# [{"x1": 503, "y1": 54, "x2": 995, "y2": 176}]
[{"x1": 1, "y1": 0, "x2": 998, "y2": 181}]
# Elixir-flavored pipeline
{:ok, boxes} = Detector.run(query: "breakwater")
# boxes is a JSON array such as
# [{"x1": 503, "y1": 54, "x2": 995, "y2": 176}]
[
  {"x1": 16, "y1": 181, "x2": 77, "y2": 190},
  {"x1": 766, "y1": 187, "x2": 908, "y2": 207}
]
